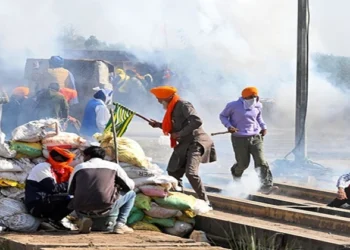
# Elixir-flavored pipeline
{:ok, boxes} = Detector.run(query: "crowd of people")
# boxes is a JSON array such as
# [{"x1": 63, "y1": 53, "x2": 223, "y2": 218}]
[{"x1": 0, "y1": 55, "x2": 349, "y2": 233}]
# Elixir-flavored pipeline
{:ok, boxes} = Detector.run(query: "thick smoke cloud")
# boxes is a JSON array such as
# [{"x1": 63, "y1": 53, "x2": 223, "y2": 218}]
[{"x1": 1, "y1": 0, "x2": 349, "y2": 191}]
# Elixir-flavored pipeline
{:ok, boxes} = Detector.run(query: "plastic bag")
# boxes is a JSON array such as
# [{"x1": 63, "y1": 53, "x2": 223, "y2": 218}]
[
  {"x1": 42, "y1": 132, "x2": 87, "y2": 150},
  {"x1": 0, "y1": 179, "x2": 25, "y2": 189},
  {"x1": 123, "y1": 164, "x2": 163, "y2": 179},
  {"x1": 193, "y1": 199, "x2": 213, "y2": 215},
  {"x1": 0, "y1": 143, "x2": 16, "y2": 158},
  {"x1": 139, "y1": 185, "x2": 168, "y2": 198},
  {"x1": 134, "y1": 194, "x2": 152, "y2": 211},
  {"x1": 153, "y1": 192, "x2": 197, "y2": 210},
  {"x1": 143, "y1": 216, "x2": 175, "y2": 228},
  {"x1": 133, "y1": 175, "x2": 178, "y2": 190},
  {"x1": 144, "y1": 202, "x2": 182, "y2": 219},
  {"x1": 12, "y1": 119, "x2": 60, "y2": 142},
  {"x1": 131, "y1": 221, "x2": 161, "y2": 232},
  {"x1": 126, "y1": 207, "x2": 144, "y2": 225},
  {"x1": 163, "y1": 221, "x2": 194, "y2": 237},
  {"x1": 0, "y1": 213, "x2": 40, "y2": 232},
  {"x1": 0, "y1": 198, "x2": 27, "y2": 218},
  {"x1": 183, "y1": 209, "x2": 196, "y2": 218},
  {"x1": 95, "y1": 133, "x2": 151, "y2": 167},
  {"x1": 11, "y1": 141, "x2": 42, "y2": 158}
]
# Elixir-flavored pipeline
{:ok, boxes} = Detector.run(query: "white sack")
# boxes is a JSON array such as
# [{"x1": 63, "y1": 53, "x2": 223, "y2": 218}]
[
  {"x1": 0, "y1": 158, "x2": 34, "y2": 173},
  {"x1": 0, "y1": 143, "x2": 16, "y2": 159},
  {"x1": 133, "y1": 175, "x2": 178, "y2": 190},
  {"x1": 123, "y1": 164, "x2": 163, "y2": 179},
  {"x1": 12, "y1": 119, "x2": 60, "y2": 142}
]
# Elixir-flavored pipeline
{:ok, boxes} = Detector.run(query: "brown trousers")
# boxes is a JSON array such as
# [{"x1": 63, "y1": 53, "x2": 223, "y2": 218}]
[{"x1": 168, "y1": 142, "x2": 208, "y2": 202}]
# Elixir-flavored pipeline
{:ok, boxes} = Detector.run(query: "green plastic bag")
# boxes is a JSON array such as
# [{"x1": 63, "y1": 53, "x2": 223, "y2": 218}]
[
  {"x1": 127, "y1": 207, "x2": 144, "y2": 225},
  {"x1": 143, "y1": 216, "x2": 175, "y2": 228},
  {"x1": 11, "y1": 141, "x2": 42, "y2": 158},
  {"x1": 135, "y1": 193, "x2": 152, "y2": 211},
  {"x1": 153, "y1": 192, "x2": 196, "y2": 210}
]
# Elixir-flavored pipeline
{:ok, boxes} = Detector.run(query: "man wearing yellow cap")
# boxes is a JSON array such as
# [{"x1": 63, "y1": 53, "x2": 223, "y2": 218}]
[
  {"x1": 149, "y1": 86, "x2": 216, "y2": 204},
  {"x1": 219, "y1": 87, "x2": 277, "y2": 194}
]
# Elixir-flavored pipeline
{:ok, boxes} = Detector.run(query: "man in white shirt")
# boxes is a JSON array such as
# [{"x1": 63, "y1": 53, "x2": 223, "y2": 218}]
[
  {"x1": 328, "y1": 173, "x2": 350, "y2": 208},
  {"x1": 80, "y1": 88, "x2": 113, "y2": 138}
]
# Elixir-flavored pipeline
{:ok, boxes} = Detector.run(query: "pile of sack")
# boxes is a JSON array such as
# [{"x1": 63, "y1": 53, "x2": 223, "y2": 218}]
[
  {"x1": 0, "y1": 119, "x2": 89, "y2": 232},
  {"x1": 96, "y1": 132, "x2": 212, "y2": 237},
  {"x1": 0, "y1": 121, "x2": 212, "y2": 236}
]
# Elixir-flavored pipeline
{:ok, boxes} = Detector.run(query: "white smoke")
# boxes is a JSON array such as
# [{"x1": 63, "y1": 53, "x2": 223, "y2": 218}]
[{"x1": 1, "y1": 0, "x2": 350, "y2": 191}]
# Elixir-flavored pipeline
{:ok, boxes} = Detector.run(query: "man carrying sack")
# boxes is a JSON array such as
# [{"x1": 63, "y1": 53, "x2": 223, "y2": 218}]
[{"x1": 148, "y1": 86, "x2": 216, "y2": 205}]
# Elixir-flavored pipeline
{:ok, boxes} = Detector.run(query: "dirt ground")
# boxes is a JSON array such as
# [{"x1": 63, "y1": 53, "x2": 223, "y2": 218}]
[{"x1": 0, "y1": 231, "x2": 226, "y2": 250}]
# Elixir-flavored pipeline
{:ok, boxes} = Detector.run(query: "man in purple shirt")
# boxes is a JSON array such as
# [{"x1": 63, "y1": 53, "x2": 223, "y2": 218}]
[{"x1": 219, "y1": 87, "x2": 276, "y2": 194}]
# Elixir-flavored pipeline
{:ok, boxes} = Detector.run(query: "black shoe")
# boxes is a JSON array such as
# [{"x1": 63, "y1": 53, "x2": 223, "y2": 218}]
[{"x1": 259, "y1": 185, "x2": 279, "y2": 195}]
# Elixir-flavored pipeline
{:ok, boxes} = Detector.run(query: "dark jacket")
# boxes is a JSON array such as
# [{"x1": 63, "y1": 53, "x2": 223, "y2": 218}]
[
  {"x1": 17, "y1": 96, "x2": 40, "y2": 126},
  {"x1": 1, "y1": 96, "x2": 23, "y2": 136},
  {"x1": 165, "y1": 99, "x2": 217, "y2": 172},
  {"x1": 68, "y1": 158, "x2": 134, "y2": 212},
  {"x1": 36, "y1": 89, "x2": 69, "y2": 119}
]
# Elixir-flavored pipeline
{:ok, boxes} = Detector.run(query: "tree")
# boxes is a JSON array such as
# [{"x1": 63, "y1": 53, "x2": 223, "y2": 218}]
[{"x1": 84, "y1": 36, "x2": 100, "y2": 49}]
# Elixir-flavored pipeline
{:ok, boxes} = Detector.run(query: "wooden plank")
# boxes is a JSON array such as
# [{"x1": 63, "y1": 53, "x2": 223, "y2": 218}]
[
  {"x1": 185, "y1": 189, "x2": 350, "y2": 234},
  {"x1": 274, "y1": 182, "x2": 336, "y2": 203},
  {"x1": 196, "y1": 210, "x2": 350, "y2": 250},
  {"x1": 0, "y1": 231, "x2": 226, "y2": 250}
]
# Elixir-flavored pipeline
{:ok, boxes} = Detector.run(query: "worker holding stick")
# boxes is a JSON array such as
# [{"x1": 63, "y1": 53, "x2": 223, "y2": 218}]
[
  {"x1": 148, "y1": 86, "x2": 216, "y2": 205},
  {"x1": 219, "y1": 87, "x2": 277, "y2": 194}
]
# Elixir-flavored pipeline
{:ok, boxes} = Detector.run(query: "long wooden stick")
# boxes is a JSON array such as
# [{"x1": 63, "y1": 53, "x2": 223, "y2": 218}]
[
  {"x1": 211, "y1": 131, "x2": 230, "y2": 136},
  {"x1": 109, "y1": 108, "x2": 119, "y2": 164}
]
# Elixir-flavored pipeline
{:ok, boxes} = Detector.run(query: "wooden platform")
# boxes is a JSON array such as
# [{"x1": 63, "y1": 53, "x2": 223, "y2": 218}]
[{"x1": 0, "y1": 231, "x2": 227, "y2": 250}]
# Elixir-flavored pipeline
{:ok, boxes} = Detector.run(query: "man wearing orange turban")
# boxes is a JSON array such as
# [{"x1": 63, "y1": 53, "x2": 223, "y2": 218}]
[
  {"x1": 1, "y1": 86, "x2": 30, "y2": 137},
  {"x1": 24, "y1": 147, "x2": 75, "y2": 229},
  {"x1": 149, "y1": 86, "x2": 217, "y2": 204},
  {"x1": 219, "y1": 87, "x2": 277, "y2": 194}
]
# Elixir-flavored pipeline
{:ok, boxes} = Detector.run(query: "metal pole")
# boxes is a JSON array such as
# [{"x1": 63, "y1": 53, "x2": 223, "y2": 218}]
[{"x1": 295, "y1": 0, "x2": 309, "y2": 162}]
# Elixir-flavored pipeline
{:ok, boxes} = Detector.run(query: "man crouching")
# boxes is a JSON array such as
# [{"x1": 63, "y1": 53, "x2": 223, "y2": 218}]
[{"x1": 68, "y1": 146, "x2": 136, "y2": 234}]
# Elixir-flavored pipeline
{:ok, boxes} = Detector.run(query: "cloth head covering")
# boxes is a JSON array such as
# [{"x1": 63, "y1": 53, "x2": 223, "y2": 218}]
[
  {"x1": 242, "y1": 87, "x2": 258, "y2": 98},
  {"x1": 93, "y1": 87, "x2": 113, "y2": 104},
  {"x1": 13, "y1": 87, "x2": 30, "y2": 97},
  {"x1": 49, "y1": 56, "x2": 64, "y2": 68},
  {"x1": 59, "y1": 88, "x2": 78, "y2": 102},
  {"x1": 47, "y1": 147, "x2": 75, "y2": 183},
  {"x1": 150, "y1": 86, "x2": 177, "y2": 99}
]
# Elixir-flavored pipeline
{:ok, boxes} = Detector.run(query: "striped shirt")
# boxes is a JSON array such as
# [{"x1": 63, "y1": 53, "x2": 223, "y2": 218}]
[{"x1": 336, "y1": 173, "x2": 350, "y2": 188}]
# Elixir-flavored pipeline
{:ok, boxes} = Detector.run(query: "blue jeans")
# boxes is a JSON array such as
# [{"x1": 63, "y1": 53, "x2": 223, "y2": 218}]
[{"x1": 77, "y1": 190, "x2": 136, "y2": 231}]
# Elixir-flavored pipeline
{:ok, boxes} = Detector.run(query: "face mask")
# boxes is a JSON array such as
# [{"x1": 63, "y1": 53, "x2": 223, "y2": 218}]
[
  {"x1": 161, "y1": 101, "x2": 168, "y2": 110},
  {"x1": 243, "y1": 98, "x2": 257, "y2": 109}
]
